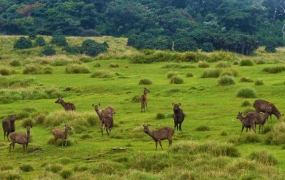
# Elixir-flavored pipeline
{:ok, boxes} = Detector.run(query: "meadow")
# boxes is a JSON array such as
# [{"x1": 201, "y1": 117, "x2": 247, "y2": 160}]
[{"x1": 1, "y1": 35, "x2": 285, "y2": 179}]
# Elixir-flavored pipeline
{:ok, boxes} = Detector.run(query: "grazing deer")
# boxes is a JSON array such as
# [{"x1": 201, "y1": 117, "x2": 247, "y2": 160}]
[
  {"x1": 55, "y1": 97, "x2": 76, "y2": 111},
  {"x1": 253, "y1": 99, "x2": 281, "y2": 121},
  {"x1": 236, "y1": 112, "x2": 257, "y2": 134},
  {"x1": 143, "y1": 124, "x2": 174, "y2": 151},
  {"x1": 141, "y1": 88, "x2": 150, "y2": 112},
  {"x1": 9, "y1": 126, "x2": 32, "y2": 152}
]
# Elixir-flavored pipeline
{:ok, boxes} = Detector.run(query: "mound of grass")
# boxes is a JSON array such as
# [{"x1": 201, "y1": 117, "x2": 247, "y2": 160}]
[
  {"x1": 90, "y1": 70, "x2": 114, "y2": 78},
  {"x1": 60, "y1": 169, "x2": 73, "y2": 179},
  {"x1": 255, "y1": 79, "x2": 264, "y2": 86},
  {"x1": 241, "y1": 100, "x2": 251, "y2": 107},
  {"x1": 0, "y1": 67, "x2": 16, "y2": 75},
  {"x1": 109, "y1": 63, "x2": 119, "y2": 68},
  {"x1": 239, "y1": 59, "x2": 254, "y2": 66},
  {"x1": 21, "y1": 118, "x2": 35, "y2": 128},
  {"x1": 9, "y1": 60, "x2": 21, "y2": 66},
  {"x1": 186, "y1": 72, "x2": 193, "y2": 77},
  {"x1": 244, "y1": 133, "x2": 261, "y2": 143},
  {"x1": 19, "y1": 164, "x2": 34, "y2": 172},
  {"x1": 65, "y1": 64, "x2": 90, "y2": 74},
  {"x1": 240, "y1": 76, "x2": 253, "y2": 82},
  {"x1": 50, "y1": 59, "x2": 69, "y2": 66},
  {"x1": 201, "y1": 68, "x2": 221, "y2": 78},
  {"x1": 215, "y1": 61, "x2": 231, "y2": 68},
  {"x1": 156, "y1": 113, "x2": 166, "y2": 119},
  {"x1": 236, "y1": 87, "x2": 257, "y2": 98},
  {"x1": 138, "y1": 79, "x2": 152, "y2": 85},
  {"x1": 262, "y1": 66, "x2": 285, "y2": 74},
  {"x1": 161, "y1": 63, "x2": 195, "y2": 69},
  {"x1": 167, "y1": 72, "x2": 178, "y2": 79},
  {"x1": 218, "y1": 75, "x2": 235, "y2": 86},
  {"x1": 265, "y1": 122, "x2": 285, "y2": 145},
  {"x1": 170, "y1": 76, "x2": 184, "y2": 84},
  {"x1": 46, "y1": 164, "x2": 62, "y2": 173},
  {"x1": 220, "y1": 68, "x2": 238, "y2": 77},
  {"x1": 23, "y1": 64, "x2": 43, "y2": 74},
  {"x1": 196, "y1": 125, "x2": 210, "y2": 131},
  {"x1": 249, "y1": 150, "x2": 278, "y2": 166},
  {"x1": 198, "y1": 61, "x2": 210, "y2": 68}
]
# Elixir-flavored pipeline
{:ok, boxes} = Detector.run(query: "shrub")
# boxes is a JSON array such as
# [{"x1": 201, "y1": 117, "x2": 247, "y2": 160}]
[
  {"x1": 10, "y1": 60, "x2": 21, "y2": 67},
  {"x1": 170, "y1": 76, "x2": 184, "y2": 84},
  {"x1": 60, "y1": 170, "x2": 73, "y2": 179},
  {"x1": 138, "y1": 79, "x2": 152, "y2": 85},
  {"x1": 262, "y1": 66, "x2": 285, "y2": 74},
  {"x1": 186, "y1": 72, "x2": 193, "y2": 77},
  {"x1": 109, "y1": 63, "x2": 119, "y2": 68},
  {"x1": 79, "y1": 57, "x2": 94, "y2": 63},
  {"x1": 51, "y1": 35, "x2": 68, "y2": 46},
  {"x1": 239, "y1": 59, "x2": 254, "y2": 66},
  {"x1": 240, "y1": 76, "x2": 253, "y2": 82},
  {"x1": 255, "y1": 59, "x2": 265, "y2": 64},
  {"x1": 90, "y1": 70, "x2": 114, "y2": 78},
  {"x1": 241, "y1": 100, "x2": 251, "y2": 107},
  {"x1": 255, "y1": 79, "x2": 264, "y2": 86},
  {"x1": 43, "y1": 66, "x2": 53, "y2": 74},
  {"x1": 167, "y1": 72, "x2": 178, "y2": 79},
  {"x1": 0, "y1": 67, "x2": 15, "y2": 76},
  {"x1": 65, "y1": 64, "x2": 90, "y2": 74},
  {"x1": 218, "y1": 75, "x2": 235, "y2": 86},
  {"x1": 201, "y1": 68, "x2": 221, "y2": 78},
  {"x1": 201, "y1": 42, "x2": 214, "y2": 52},
  {"x1": 40, "y1": 45, "x2": 56, "y2": 56},
  {"x1": 35, "y1": 36, "x2": 46, "y2": 47},
  {"x1": 19, "y1": 164, "x2": 34, "y2": 172},
  {"x1": 14, "y1": 37, "x2": 33, "y2": 49},
  {"x1": 198, "y1": 61, "x2": 210, "y2": 68},
  {"x1": 249, "y1": 150, "x2": 278, "y2": 166},
  {"x1": 215, "y1": 61, "x2": 231, "y2": 68},
  {"x1": 244, "y1": 133, "x2": 260, "y2": 143},
  {"x1": 23, "y1": 64, "x2": 42, "y2": 74},
  {"x1": 236, "y1": 87, "x2": 257, "y2": 98},
  {"x1": 220, "y1": 68, "x2": 238, "y2": 77},
  {"x1": 80, "y1": 39, "x2": 108, "y2": 57}
]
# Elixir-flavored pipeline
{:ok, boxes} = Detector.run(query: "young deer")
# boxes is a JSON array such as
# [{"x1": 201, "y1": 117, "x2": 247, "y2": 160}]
[
  {"x1": 52, "y1": 124, "x2": 72, "y2": 147},
  {"x1": 141, "y1": 88, "x2": 150, "y2": 113},
  {"x1": 9, "y1": 126, "x2": 32, "y2": 152}
]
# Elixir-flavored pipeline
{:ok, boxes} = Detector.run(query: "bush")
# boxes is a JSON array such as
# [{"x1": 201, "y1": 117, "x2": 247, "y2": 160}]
[
  {"x1": 220, "y1": 68, "x2": 238, "y2": 77},
  {"x1": 80, "y1": 39, "x2": 108, "y2": 57},
  {"x1": 236, "y1": 87, "x2": 257, "y2": 98},
  {"x1": 198, "y1": 61, "x2": 210, "y2": 68},
  {"x1": 40, "y1": 45, "x2": 56, "y2": 56},
  {"x1": 19, "y1": 164, "x2": 34, "y2": 172},
  {"x1": 186, "y1": 72, "x2": 193, "y2": 77},
  {"x1": 35, "y1": 36, "x2": 46, "y2": 47},
  {"x1": 167, "y1": 72, "x2": 178, "y2": 79},
  {"x1": 262, "y1": 66, "x2": 285, "y2": 74},
  {"x1": 90, "y1": 70, "x2": 114, "y2": 78},
  {"x1": 0, "y1": 67, "x2": 15, "y2": 76},
  {"x1": 60, "y1": 170, "x2": 73, "y2": 179},
  {"x1": 156, "y1": 113, "x2": 166, "y2": 119},
  {"x1": 201, "y1": 69, "x2": 221, "y2": 78},
  {"x1": 51, "y1": 35, "x2": 68, "y2": 46},
  {"x1": 215, "y1": 61, "x2": 231, "y2": 68},
  {"x1": 21, "y1": 118, "x2": 35, "y2": 128},
  {"x1": 138, "y1": 79, "x2": 152, "y2": 85},
  {"x1": 23, "y1": 64, "x2": 43, "y2": 74},
  {"x1": 14, "y1": 37, "x2": 33, "y2": 49},
  {"x1": 240, "y1": 76, "x2": 253, "y2": 82},
  {"x1": 255, "y1": 79, "x2": 264, "y2": 86},
  {"x1": 201, "y1": 42, "x2": 214, "y2": 52},
  {"x1": 218, "y1": 75, "x2": 235, "y2": 86},
  {"x1": 65, "y1": 64, "x2": 90, "y2": 74},
  {"x1": 249, "y1": 150, "x2": 278, "y2": 166},
  {"x1": 10, "y1": 60, "x2": 21, "y2": 67},
  {"x1": 239, "y1": 59, "x2": 254, "y2": 66},
  {"x1": 170, "y1": 76, "x2": 184, "y2": 84},
  {"x1": 241, "y1": 100, "x2": 251, "y2": 107},
  {"x1": 109, "y1": 63, "x2": 119, "y2": 68}
]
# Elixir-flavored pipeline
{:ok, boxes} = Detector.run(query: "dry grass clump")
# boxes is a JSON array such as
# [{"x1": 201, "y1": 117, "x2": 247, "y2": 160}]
[{"x1": 65, "y1": 64, "x2": 90, "y2": 74}]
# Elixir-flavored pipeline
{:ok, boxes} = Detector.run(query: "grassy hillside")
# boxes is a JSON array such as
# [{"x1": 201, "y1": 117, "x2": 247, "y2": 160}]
[{"x1": 0, "y1": 35, "x2": 285, "y2": 179}]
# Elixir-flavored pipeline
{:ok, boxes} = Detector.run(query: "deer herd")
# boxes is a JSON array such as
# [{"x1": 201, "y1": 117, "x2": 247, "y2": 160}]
[{"x1": 1, "y1": 87, "x2": 283, "y2": 152}]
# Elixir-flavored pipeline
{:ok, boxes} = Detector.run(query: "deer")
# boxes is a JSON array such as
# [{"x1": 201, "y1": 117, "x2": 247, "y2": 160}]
[
  {"x1": 253, "y1": 99, "x2": 281, "y2": 121},
  {"x1": 55, "y1": 97, "x2": 76, "y2": 111},
  {"x1": 9, "y1": 126, "x2": 32, "y2": 152},
  {"x1": 236, "y1": 112, "x2": 257, "y2": 134},
  {"x1": 246, "y1": 105, "x2": 272, "y2": 133},
  {"x1": 51, "y1": 124, "x2": 72, "y2": 147},
  {"x1": 141, "y1": 88, "x2": 150, "y2": 113},
  {"x1": 2, "y1": 114, "x2": 16, "y2": 141},
  {"x1": 172, "y1": 103, "x2": 185, "y2": 131},
  {"x1": 143, "y1": 124, "x2": 174, "y2": 151},
  {"x1": 92, "y1": 103, "x2": 115, "y2": 137}
]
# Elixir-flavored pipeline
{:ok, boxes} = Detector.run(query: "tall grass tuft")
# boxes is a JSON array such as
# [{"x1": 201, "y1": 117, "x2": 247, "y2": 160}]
[
  {"x1": 9, "y1": 60, "x2": 21, "y2": 66},
  {"x1": 0, "y1": 67, "x2": 16, "y2": 75},
  {"x1": 19, "y1": 164, "x2": 34, "y2": 172},
  {"x1": 262, "y1": 66, "x2": 285, "y2": 74},
  {"x1": 239, "y1": 59, "x2": 254, "y2": 66},
  {"x1": 23, "y1": 64, "x2": 43, "y2": 74},
  {"x1": 201, "y1": 68, "x2": 221, "y2": 78},
  {"x1": 186, "y1": 72, "x2": 193, "y2": 77},
  {"x1": 241, "y1": 100, "x2": 251, "y2": 107},
  {"x1": 255, "y1": 79, "x2": 264, "y2": 86},
  {"x1": 46, "y1": 164, "x2": 62, "y2": 173},
  {"x1": 198, "y1": 61, "x2": 210, "y2": 68},
  {"x1": 215, "y1": 61, "x2": 231, "y2": 68},
  {"x1": 240, "y1": 76, "x2": 253, "y2": 82},
  {"x1": 249, "y1": 150, "x2": 278, "y2": 166},
  {"x1": 138, "y1": 79, "x2": 152, "y2": 85},
  {"x1": 65, "y1": 64, "x2": 90, "y2": 74},
  {"x1": 265, "y1": 122, "x2": 285, "y2": 145},
  {"x1": 90, "y1": 70, "x2": 114, "y2": 78},
  {"x1": 218, "y1": 75, "x2": 235, "y2": 86},
  {"x1": 220, "y1": 68, "x2": 238, "y2": 77},
  {"x1": 60, "y1": 169, "x2": 73, "y2": 179},
  {"x1": 236, "y1": 87, "x2": 257, "y2": 98},
  {"x1": 170, "y1": 76, "x2": 184, "y2": 84},
  {"x1": 167, "y1": 72, "x2": 178, "y2": 79}
]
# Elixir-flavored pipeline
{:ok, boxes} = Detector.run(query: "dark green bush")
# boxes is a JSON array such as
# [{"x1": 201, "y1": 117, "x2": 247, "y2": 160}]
[
  {"x1": 201, "y1": 42, "x2": 214, "y2": 52},
  {"x1": 218, "y1": 75, "x2": 235, "y2": 86},
  {"x1": 80, "y1": 39, "x2": 108, "y2": 57},
  {"x1": 156, "y1": 113, "x2": 166, "y2": 119},
  {"x1": 35, "y1": 36, "x2": 46, "y2": 47},
  {"x1": 14, "y1": 37, "x2": 33, "y2": 49},
  {"x1": 239, "y1": 59, "x2": 254, "y2": 66},
  {"x1": 51, "y1": 35, "x2": 68, "y2": 46},
  {"x1": 138, "y1": 79, "x2": 152, "y2": 85},
  {"x1": 236, "y1": 87, "x2": 257, "y2": 98},
  {"x1": 241, "y1": 100, "x2": 251, "y2": 107},
  {"x1": 60, "y1": 170, "x2": 73, "y2": 179},
  {"x1": 40, "y1": 45, "x2": 56, "y2": 56},
  {"x1": 262, "y1": 66, "x2": 285, "y2": 74}
]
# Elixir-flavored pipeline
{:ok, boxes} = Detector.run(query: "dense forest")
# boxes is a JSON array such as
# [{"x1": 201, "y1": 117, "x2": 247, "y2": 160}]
[{"x1": 1, "y1": 0, "x2": 285, "y2": 55}]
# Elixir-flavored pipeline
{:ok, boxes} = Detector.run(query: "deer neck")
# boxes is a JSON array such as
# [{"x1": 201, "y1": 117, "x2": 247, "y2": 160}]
[
  {"x1": 145, "y1": 130, "x2": 155, "y2": 139},
  {"x1": 64, "y1": 128, "x2": 69, "y2": 138},
  {"x1": 60, "y1": 100, "x2": 66, "y2": 108}
]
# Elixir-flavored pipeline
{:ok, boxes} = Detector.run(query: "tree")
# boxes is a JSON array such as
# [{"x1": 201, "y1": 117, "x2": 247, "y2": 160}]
[{"x1": 14, "y1": 37, "x2": 32, "y2": 49}]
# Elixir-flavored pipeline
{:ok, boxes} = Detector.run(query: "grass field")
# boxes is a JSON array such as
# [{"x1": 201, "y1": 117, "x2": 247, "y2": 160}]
[{"x1": 1, "y1": 35, "x2": 285, "y2": 179}]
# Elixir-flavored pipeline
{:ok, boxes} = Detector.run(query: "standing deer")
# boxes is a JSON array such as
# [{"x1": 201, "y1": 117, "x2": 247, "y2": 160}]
[
  {"x1": 52, "y1": 124, "x2": 72, "y2": 147},
  {"x1": 141, "y1": 88, "x2": 150, "y2": 113},
  {"x1": 236, "y1": 112, "x2": 257, "y2": 134},
  {"x1": 246, "y1": 105, "x2": 272, "y2": 133},
  {"x1": 55, "y1": 97, "x2": 76, "y2": 111},
  {"x1": 143, "y1": 124, "x2": 174, "y2": 151},
  {"x1": 172, "y1": 103, "x2": 185, "y2": 131},
  {"x1": 2, "y1": 114, "x2": 16, "y2": 141},
  {"x1": 253, "y1": 99, "x2": 281, "y2": 121},
  {"x1": 9, "y1": 126, "x2": 32, "y2": 152},
  {"x1": 92, "y1": 103, "x2": 115, "y2": 137}
]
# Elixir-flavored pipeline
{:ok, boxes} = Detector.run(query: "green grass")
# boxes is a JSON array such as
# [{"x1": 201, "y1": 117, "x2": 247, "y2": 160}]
[{"x1": 0, "y1": 36, "x2": 285, "y2": 179}]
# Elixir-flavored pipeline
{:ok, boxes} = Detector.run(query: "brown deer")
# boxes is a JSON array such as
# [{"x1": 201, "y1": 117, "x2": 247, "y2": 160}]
[
  {"x1": 52, "y1": 124, "x2": 72, "y2": 147},
  {"x1": 141, "y1": 88, "x2": 150, "y2": 112},
  {"x1": 236, "y1": 112, "x2": 257, "y2": 134},
  {"x1": 92, "y1": 103, "x2": 115, "y2": 137},
  {"x1": 143, "y1": 124, "x2": 174, "y2": 151},
  {"x1": 2, "y1": 114, "x2": 16, "y2": 141},
  {"x1": 55, "y1": 97, "x2": 76, "y2": 111},
  {"x1": 246, "y1": 105, "x2": 272, "y2": 133},
  {"x1": 253, "y1": 99, "x2": 281, "y2": 121},
  {"x1": 9, "y1": 126, "x2": 32, "y2": 152},
  {"x1": 172, "y1": 103, "x2": 185, "y2": 131}
]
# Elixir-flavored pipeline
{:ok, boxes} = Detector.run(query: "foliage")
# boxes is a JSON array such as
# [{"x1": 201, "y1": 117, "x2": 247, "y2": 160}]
[
  {"x1": 80, "y1": 39, "x2": 108, "y2": 57},
  {"x1": 201, "y1": 68, "x2": 221, "y2": 78},
  {"x1": 35, "y1": 36, "x2": 46, "y2": 47},
  {"x1": 65, "y1": 64, "x2": 90, "y2": 74},
  {"x1": 138, "y1": 79, "x2": 152, "y2": 85},
  {"x1": 170, "y1": 76, "x2": 184, "y2": 84},
  {"x1": 262, "y1": 66, "x2": 285, "y2": 74},
  {"x1": 40, "y1": 45, "x2": 56, "y2": 56},
  {"x1": 236, "y1": 87, "x2": 257, "y2": 98},
  {"x1": 218, "y1": 75, "x2": 235, "y2": 86},
  {"x1": 13, "y1": 37, "x2": 32, "y2": 49},
  {"x1": 51, "y1": 34, "x2": 68, "y2": 47}
]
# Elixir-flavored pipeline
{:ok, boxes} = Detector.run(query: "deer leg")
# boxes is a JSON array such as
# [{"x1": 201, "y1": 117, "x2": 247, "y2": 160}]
[
  {"x1": 159, "y1": 141, "x2": 163, "y2": 151},
  {"x1": 169, "y1": 139, "x2": 172, "y2": 147},
  {"x1": 155, "y1": 141, "x2": 158, "y2": 151}
]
